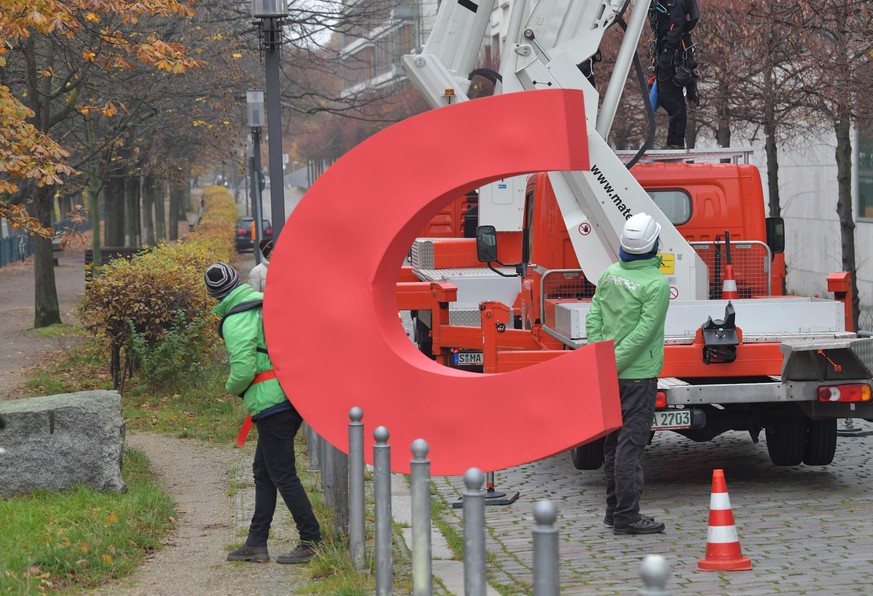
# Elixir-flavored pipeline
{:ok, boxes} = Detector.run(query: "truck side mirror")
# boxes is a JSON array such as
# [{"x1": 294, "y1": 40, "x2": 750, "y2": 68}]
[
  {"x1": 765, "y1": 217, "x2": 784, "y2": 255},
  {"x1": 476, "y1": 225, "x2": 498, "y2": 262}
]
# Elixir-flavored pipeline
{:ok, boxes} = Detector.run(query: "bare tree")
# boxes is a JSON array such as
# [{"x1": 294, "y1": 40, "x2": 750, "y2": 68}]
[{"x1": 794, "y1": 0, "x2": 873, "y2": 329}]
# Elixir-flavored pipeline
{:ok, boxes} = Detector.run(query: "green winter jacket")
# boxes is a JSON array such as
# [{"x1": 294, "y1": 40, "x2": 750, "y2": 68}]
[
  {"x1": 212, "y1": 284, "x2": 285, "y2": 417},
  {"x1": 586, "y1": 257, "x2": 670, "y2": 379}
]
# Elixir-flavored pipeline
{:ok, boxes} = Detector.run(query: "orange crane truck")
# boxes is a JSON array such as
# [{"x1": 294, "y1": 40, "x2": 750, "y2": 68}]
[{"x1": 396, "y1": 0, "x2": 873, "y2": 469}]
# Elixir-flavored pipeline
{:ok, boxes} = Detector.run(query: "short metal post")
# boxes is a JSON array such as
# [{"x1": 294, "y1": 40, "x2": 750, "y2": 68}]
[
  {"x1": 348, "y1": 407, "x2": 365, "y2": 570},
  {"x1": 333, "y1": 447, "x2": 349, "y2": 537},
  {"x1": 321, "y1": 438, "x2": 334, "y2": 508},
  {"x1": 463, "y1": 468, "x2": 487, "y2": 596},
  {"x1": 410, "y1": 439, "x2": 432, "y2": 596},
  {"x1": 532, "y1": 500, "x2": 559, "y2": 596},
  {"x1": 639, "y1": 554, "x2": 671, "y2": 595},
  {"x1": 307, "y1": 424, "x2": 320, "y2": 470},
  {"x1": 374, "y1": 426, "x2": 393, "y2": 596}
]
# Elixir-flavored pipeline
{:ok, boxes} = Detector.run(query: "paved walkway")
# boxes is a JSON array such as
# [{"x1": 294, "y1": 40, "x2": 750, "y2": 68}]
[{"x1": 0, "y1": 246, "x2": 86, "y2": 400}]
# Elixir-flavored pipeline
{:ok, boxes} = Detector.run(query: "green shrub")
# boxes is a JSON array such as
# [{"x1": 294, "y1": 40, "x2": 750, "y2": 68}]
[
  {"x1": 127, "y1": 310, "x2": 215, "y2": 393},
  {"x1": 79, "y1": 187, "x2": 237, "y2": 391}
]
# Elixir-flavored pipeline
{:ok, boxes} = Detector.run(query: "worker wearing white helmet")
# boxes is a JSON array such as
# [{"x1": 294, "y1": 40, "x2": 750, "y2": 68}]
[{"x1": 586, "y1": 212, "x2": 670, "y2": 535}]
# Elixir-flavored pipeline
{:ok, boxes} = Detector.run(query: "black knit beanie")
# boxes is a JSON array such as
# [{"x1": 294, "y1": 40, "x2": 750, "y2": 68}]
[{"x1": 204, "y1": 262, "x2": 240, "y2": 299}]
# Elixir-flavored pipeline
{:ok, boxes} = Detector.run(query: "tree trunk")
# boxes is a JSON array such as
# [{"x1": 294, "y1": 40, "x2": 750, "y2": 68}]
[
  {"x1": 764, "y1": 120, "x2": 780, "y2": 218},
  {"x1": 143, "y1": 174, "x2": 156, "y2": 247},
  {"x1": 155, "y1": 182, "x2": 166, "y2": 241},
  {"x1": 31, "y1": 184, "x2": 62, "y2": 327},
  {"x1": 27, "y1": 37, "x2": 61, "y2": 328},
  {"x1": 716, "y1": 79, "x2": 731, "y2": 148},
  {"x1": 168, "y1": 183, "x2": 181, "y2": 241},
  {"x1": 183, "y1": 164, "x2": 193, "y2": 212},
  {"x1": 834, "y1": 114, "x2": 860, "y2": 331},
  {"x1": 124, "y1": 175, "x2": 141, "y2": 248},
  {"x1": 104, "y1": 176, "x2": 126, "y2": 247}
]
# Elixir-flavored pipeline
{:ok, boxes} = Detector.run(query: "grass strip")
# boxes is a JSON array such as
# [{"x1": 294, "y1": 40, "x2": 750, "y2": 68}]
[{"x1": 0, "y1": 448, "x2": 175, "y2": 594}]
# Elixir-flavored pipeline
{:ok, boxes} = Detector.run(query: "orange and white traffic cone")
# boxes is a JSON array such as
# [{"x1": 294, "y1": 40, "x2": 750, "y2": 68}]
[{"x1": 698, "y1": 469, "x2": 752, "y2": 571}]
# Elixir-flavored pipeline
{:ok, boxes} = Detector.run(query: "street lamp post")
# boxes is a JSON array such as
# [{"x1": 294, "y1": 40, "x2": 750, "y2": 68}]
[
  {"x1": 252, "y1": 0, "x2": 288, "y2": 241},
  {"x1": 247, "y1": 89, "x2": 265, "y2": 265}
]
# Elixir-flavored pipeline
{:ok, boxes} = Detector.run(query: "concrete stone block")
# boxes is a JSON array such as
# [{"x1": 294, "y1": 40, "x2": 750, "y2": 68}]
[{"x1": 0, "y1": 390, "x2": 126, "y2": 497}]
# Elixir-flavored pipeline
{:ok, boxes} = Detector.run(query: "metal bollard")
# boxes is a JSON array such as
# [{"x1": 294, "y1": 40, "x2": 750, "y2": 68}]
[
  {"x1": 307, "y1": 424, "x2": 320, "y2": 469},
  {"x1": 532, "y1": 500, "x2": 559, "y2": 596},
  {"x1": 374, "y1": 426, "x2": 393, "y2": 596},
  {"x1": 321, "y1": 437, "x2": 335, "y2": 508},
  {"x1": 639, "y1": 554, "x2": 671, "y2": 596},
  {"x1": 463, "y1": 468, "x2": 487, "y2": 596},
  {"x1": 334, "y1": 447, "x2": 349, "y2": 536},
  {"x1": 349, "y1": 407, "x2": 365, "y2": 570},
  {"x1": 410, "y1": 439, "x2": 432, "y2": 596}
]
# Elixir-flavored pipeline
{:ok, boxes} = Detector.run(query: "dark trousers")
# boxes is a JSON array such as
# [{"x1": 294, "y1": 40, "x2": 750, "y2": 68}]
[
  {"x1": 657, "y1": 77, "x2": 686, "y2": 147},
  {"x1": 603, "y1": 378, "x2": 657, "y2": 527},
  {"x1": 246, "y1": 407, "x2": 321, "y2": 546}
]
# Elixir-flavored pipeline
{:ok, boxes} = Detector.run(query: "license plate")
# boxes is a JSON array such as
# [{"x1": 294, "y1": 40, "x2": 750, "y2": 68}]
[
  {"x1": 454, "y1": 352, "x2": 483, "y2": 366},
  {"x1": 651, "y1": 409, "x2": 691, "y2": 430}
]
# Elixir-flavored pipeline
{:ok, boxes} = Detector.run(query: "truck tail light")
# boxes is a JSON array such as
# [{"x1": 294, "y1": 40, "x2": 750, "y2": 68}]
[
  {"x1": 656, "y1": 391, "x2": 667, "y2": 409},
  {"x1": 817, "y1": 384, "x2": 872, "y2": 403},
  {"x1": 237, "y1": 228, "x2": 246, "y2": 235}
]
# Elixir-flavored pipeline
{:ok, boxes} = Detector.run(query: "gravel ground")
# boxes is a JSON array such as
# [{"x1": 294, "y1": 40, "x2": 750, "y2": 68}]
[{"x1": 89, "y1": 433, "x2": 310, "y2": 596}]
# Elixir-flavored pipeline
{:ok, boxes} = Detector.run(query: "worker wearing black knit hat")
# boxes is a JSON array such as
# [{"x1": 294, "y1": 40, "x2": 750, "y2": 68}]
[
  {"x1": 204, "y1": 262, "x2": 240, "y2": 299},
  {"x1": 204, "y1": 262, "x2": 322, "y2": 564}
]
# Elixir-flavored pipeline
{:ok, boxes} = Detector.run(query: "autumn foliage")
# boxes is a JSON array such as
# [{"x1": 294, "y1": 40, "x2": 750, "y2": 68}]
[
  {"x1": 79, "y1": 186, "x2": 236, "y2": 389},
  {"x1": 0, "y1": 0, "x2": 203, "y2": 236}
]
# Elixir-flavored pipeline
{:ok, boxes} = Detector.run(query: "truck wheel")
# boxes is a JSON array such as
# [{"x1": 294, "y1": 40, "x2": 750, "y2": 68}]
[
  {"x1": 571, "y1": 437, "x2": 605, "y2": 470},
  {"x1": 802, "y1": 419, "x2": 837, "y2": 465},
  {"x1": 765, "y1": 417, "x2": 807, "y2": 466}
]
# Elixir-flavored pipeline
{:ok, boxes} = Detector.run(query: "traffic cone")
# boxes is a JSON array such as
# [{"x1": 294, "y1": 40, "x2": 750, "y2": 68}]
[
  {"x1": 698, "y1": 469, "x2": 752, "y2": 571},
  {"x1": 721, "y1": 263, "x2": 739, "y2": 299}
]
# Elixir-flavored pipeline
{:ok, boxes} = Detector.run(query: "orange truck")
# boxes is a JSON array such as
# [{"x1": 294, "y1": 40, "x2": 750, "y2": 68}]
[
  {"x1": 398, "y1": 154, "x2": 872, "y2": 470},
  {"x1": 396, "y1": 0, "x2": 873, "y2": 470}
]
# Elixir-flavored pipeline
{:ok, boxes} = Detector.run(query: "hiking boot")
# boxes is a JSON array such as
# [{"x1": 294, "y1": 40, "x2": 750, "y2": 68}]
[
  {"x1": 276, "y1": 543, "x2": 319, "y2": 564},
  {"x1": 603, "y1": 513, "x2": 654, "y2": 528},
  {"x1": 662, "y1": 144, "x2": 685, "y2": 150},
  {"x1": 226, "y1": 544, "x2": 270, "y2": 562},
  {"x1": 613, "y1": 515, "x2": 665, "y2": 535}
]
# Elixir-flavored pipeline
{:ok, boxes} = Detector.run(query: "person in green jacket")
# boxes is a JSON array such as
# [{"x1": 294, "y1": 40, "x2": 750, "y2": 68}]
[
  {"x1": 204, "y1": 262, "x2": 322, "y2": 563},
  {"x1": 586, "y1": 213, "x2": 670, "y2": 535}
]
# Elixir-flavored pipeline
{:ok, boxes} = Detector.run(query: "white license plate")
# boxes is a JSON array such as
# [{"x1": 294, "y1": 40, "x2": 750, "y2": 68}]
[
  {"x1": 651, "y1": 409, "x2": 691, "y2": 430},
  {"x1": 454, "y1": 352, "x2": 483, "y2": 366}
]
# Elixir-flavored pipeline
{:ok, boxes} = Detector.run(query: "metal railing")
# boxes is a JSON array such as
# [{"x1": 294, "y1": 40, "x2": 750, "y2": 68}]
[
  {"x1": 689, "y1": 239, "x2": 773, "y2": 298},
  {"x1": 536, "y1": 240, "x2": 773, "y2": 319},
  {"x1": 0, "y1": 234, "x2": 33, "y2": 268}
]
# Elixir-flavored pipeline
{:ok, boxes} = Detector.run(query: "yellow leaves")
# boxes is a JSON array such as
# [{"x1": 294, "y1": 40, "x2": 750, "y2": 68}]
[
  {"x1": 231, "y1": 53, "x2": 243, "y2": 59},
  {"x1": 191, "y1": 119, "x2": 206, "y2": 127},
  {"x1": 84, "y1": 12, "x2": 100, "y2": 23},
  {"x1": 82, "y1": 50, "x2": 96, "y2": 62},
  {"x1": 77, "y1": 541, "x2": 90, "y2": 555},
  {"x1": 28, "y1": 10, "x2": 48, "y2": 27}
]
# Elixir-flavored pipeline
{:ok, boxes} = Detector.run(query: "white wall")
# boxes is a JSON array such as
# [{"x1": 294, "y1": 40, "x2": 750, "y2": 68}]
[{"x1": 751, "y1": 130, "x2": 873, "y2": 317}]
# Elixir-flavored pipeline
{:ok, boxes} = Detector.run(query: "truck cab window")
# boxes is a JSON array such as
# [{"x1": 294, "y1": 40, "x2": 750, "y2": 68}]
[{"x1": 646, "y1": 189, "x2": 692, "y2": 225}]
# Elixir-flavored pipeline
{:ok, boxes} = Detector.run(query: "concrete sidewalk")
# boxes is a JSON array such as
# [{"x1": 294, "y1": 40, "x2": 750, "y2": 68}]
[{"x1": 0, "y1": 246, "x2": 86, "y2": 400}]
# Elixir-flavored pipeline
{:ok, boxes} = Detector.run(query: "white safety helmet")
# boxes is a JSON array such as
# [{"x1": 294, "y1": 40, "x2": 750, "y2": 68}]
[{"x1": 620, "y1": 213, "x2": 661, "y2": 254}]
